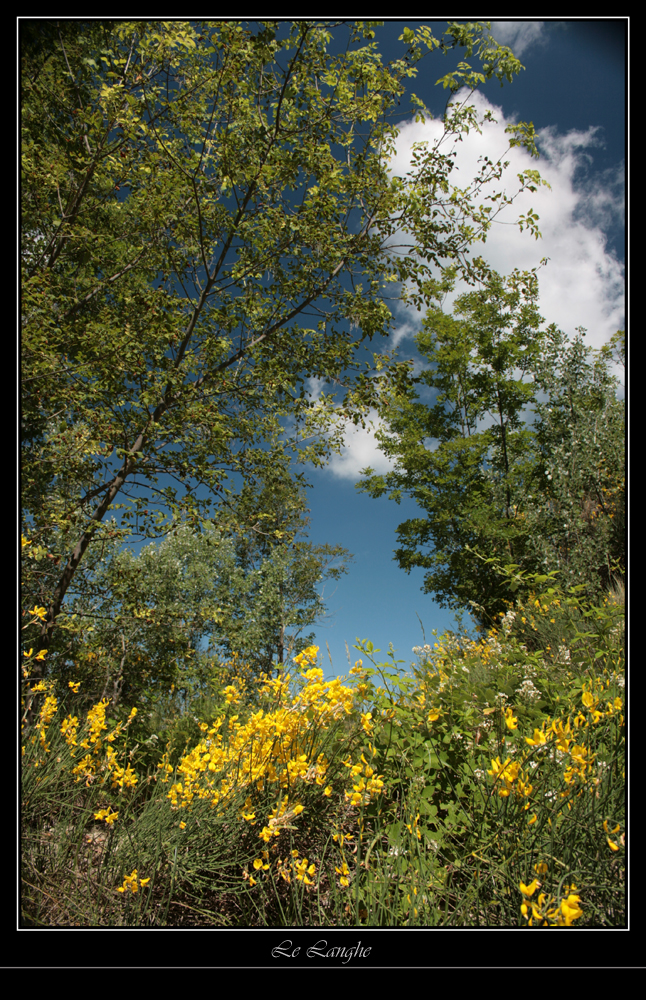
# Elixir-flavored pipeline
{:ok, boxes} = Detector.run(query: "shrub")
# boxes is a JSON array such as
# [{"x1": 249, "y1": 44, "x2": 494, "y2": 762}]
[{"x1": 20, "y1": 578, "x2": 624, "y2": 927}]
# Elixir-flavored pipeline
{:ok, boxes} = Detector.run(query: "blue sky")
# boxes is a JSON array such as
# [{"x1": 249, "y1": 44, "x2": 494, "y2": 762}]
[{"x1": 295, "y1": 19, "x2": 626, "y2": 679}]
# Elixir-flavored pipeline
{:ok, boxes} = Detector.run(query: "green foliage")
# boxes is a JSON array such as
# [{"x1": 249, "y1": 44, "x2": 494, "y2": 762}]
[
  {"x1": 357, "y1": 267, "x2": 546, "y2": 622},
  {"x1": 345, "y1": 579, "x2": 624, "y2": 926},
  {"x1": 32, "y1": 456, "x2": 352, "y2": 710},
  {"x1": 520, "y1": 326, "x2": 625, "y2": 601},
  {"x1": 21, "y1": 19, "x2": 544, "y2": 656},
  {"x1": 205, "y1": 460, "x2": 353, "y2": 675},
  {"x1": 357, "y1": 267, "x2": 625, "y2": 626},
  {"x1": 21, "y1": 574, "x2": 624, "y2": 926}
]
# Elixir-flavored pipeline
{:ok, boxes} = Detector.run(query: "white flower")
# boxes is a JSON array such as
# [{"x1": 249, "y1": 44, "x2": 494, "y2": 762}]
[
  {"x1": 501, "y1": 610, "x2": 517, "y2": 635},
  {"x1": 516, "y1": 679, "x2": 541, "y2": 705}
]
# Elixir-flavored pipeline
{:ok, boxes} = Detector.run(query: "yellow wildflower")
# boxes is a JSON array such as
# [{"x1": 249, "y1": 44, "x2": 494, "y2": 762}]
[
  {"x1": 488, "y1": 757, "x2": 520, "y2": 796},
  {"x1": 117, "y1": 870, "x2": 149, "y2": 894},
  {"x1": 525, "y1": 727, "x2": 548, "y2": 746},
  {"x1": 94, "y1": 807, "x2": 119, "y2": 825},
  {"x1": 504, "y1": 707, "x2": 518, "y2": 730},
  {"x1": 558, "y1": 892, "x2": 583, "y2": 926},
  {"x1": 360, "y1": 711, "x2": 373, "y2": 734},
  {"x1": 335, "y1": 861, "x2": 351, "y2": 887}
]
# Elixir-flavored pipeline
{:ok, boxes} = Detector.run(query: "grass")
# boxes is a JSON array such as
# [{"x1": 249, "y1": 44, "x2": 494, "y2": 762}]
[{"x1": 20, "y1": 577, "x2": 625, "y2": 927}]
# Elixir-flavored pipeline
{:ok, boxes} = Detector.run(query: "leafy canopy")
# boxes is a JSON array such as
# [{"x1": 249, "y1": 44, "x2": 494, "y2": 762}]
[
  {"x1": 357, "y1": 266, "x2": 624, "y2": 626},
  {"x1": 21, "y1": 20, "x2": 543, "y2": 649}
]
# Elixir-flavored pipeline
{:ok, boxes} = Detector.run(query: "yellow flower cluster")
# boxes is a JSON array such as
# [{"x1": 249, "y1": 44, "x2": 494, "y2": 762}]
[
  {"x1": 510, "y1": 675, "x2": 624, "y2": 838},
  {"x1": 405, "y1": 812, "x2": 422, "y2": 841},
  {"x1": 60, "y1": 713, "x2": 79, "y2": 748},
  {"x1": 23, "y1": 648, "x2": 48, "y2": 661},
  {"x1": 25, "y1": 678, "x2": 139, "y2": 798},
  {"x1": 524, "y1": 679, "x2": 622, "y2": 777},
  {"x1": 603, "y1": 818, "x2": 624, "y2": 852},
  {"x1": 23, "y1": 679, "x2": 59, "y2": 759},
  {"x1": 39, "y1": 695, "x2": 58, "y2": 736},
  {"x1": 330, "y1": 830, "x2": 356, "y2": 888},
  {"x1": 84, "y1": 699, "x2": 109, "y2": 744},
  {"x1": 25, "y1": 605, "x2": 47, "y2": 622},
  {"x1": 167, "y1": 647, "x2": 384, "y2": 849},
  {"x1": 519, "y1": 878, "x2": 583, "y2": 926},
  {"x1": 504, "y1": 707, "x2": 518, "y2": 730},
  {"x1": 244, "y1": 848, "x2": 316, "y2": 888},
  {"x1": 292, "y1": 645, "x2": 319, "y2": 667},
  {"x1": 103, "y1": 744, "x2": 139, "y2": 790},
  {"x1": 258, "y1": 801, "x2": 305, "y2": 843},
  {"x1": 70, "y1": 702, "x2": 139, "y2": 791},
  {"x1": 344, "y1": 753, "x2": 384, "y2": 807},
  {"x1": 117, "y1": 869, "x2": 150, "y2": 895},
  {"x1": 95, "y1": 806, "x2": 119, "y2": 825},
  {"x1": 335, "y1": 858, "x2": 351, "y2": 887},
  {"x1": 487, "y1": 757, "x2": 533, "y2": 801},
  {"x1": 579, "y1": 679, "x2": 623, "y2": 726}
]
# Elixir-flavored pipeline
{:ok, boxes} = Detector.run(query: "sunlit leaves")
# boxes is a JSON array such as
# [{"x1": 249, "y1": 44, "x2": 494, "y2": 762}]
[
  {"x1": 21, "y1": 19, "x2": 543, "y2": 654},
  {"x1": 357, "y1": 269, "x2": 624, "y2": 625}
]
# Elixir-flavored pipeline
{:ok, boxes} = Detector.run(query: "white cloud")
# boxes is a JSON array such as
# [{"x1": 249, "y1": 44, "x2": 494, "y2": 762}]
[
  {"x1": 385, "y1": 92, "x2": 624, "y2": 348},
  {"x1": 488, "y1": 21, "x2": 547, "y2": 56},
  {"x1": 322, "y1": 87, "x2": 624, "y2": 481},
  {"x1": 325, "y1": 410, "x2": 397, "y2": 481},
  {"x1": 391, "y1": 318, "x2": 419, "y2": 350}
]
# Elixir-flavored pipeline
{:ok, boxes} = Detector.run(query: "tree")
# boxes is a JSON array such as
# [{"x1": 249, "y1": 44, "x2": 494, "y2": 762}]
[
  {"x1": 357, "y1": 267, "x2": 624, "y2": 626},
  {"x1": 21, "y1": 20, "x2": 543, "y2": 667},
  {"x1": 53, "y1": 471, "x2": 351, "y2": 709},
  {"x1": 519, "y1": 325, "x2": 625, "y2": 599},
  {"x1": 204, "y1": 459, "x2": 352, "y2": 673}
]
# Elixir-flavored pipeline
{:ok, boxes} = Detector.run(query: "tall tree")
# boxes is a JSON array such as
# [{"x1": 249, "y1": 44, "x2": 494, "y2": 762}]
[
  {"x1": 21, "y1": 20, "x2": 543, "y2": 666},
  {"x1": 357, "y1": 268, "x2": 624, "y2": 626}
]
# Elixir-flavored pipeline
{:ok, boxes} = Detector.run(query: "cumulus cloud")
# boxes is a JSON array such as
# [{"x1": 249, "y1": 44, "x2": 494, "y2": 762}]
[
  {"x1": 323, "y1": 87, "x2": 624, "y2": 481},
  {"x1": 386, "y1": 91, "x2": 624, "y2": 342}
]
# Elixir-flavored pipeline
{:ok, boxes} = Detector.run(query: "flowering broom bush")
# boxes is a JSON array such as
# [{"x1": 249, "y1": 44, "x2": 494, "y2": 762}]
[
  {"x1": 20, "y1": 643, "x2": 385, "y2": 926},
  {"x1": 338, "y1": 573, "x2": 625, "y2": 927},
  {"x1": 20, "y1": 573, "x2": 624, "y2": 926}
]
